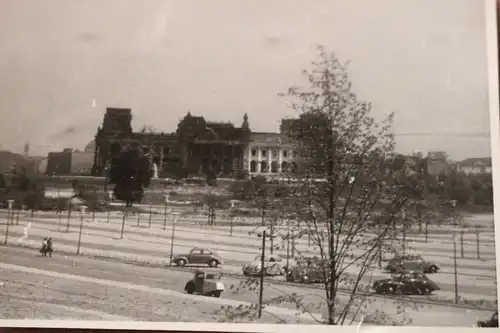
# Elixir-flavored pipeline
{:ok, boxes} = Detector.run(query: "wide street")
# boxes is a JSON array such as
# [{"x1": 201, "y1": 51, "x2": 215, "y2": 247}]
[
  {"x1": 1, "y1": 209, "x2": 497, "y2": 303},
  {"x1": 0, "y1": 246, "x2": 493, "y2": 326}
]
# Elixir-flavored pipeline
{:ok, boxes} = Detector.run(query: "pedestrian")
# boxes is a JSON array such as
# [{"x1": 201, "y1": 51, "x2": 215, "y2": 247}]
[{"x1": 47, "y1": 237, "x2": 53, "y2": 257}]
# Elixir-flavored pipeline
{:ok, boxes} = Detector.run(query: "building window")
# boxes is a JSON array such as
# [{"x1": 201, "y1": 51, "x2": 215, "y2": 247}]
[
  {"x1": 260, "y1": 161, "x2": 268, "y2": 172},
  {"x1": 250, "y1": 160, "x2": 257, "y2": 172},
  {"x1": 281, "y1": 161, "x2": 288, "y2": 172},
  {"x1": 272, "y1": 150, "x2": 277, "y2": 158},
  {"x1": 251, "y1": 149, "x2": 257, "y2": 157},
  {"x1": 262, "y1": 150, "x2": 267, "y2": 158},
  {"x1": 271, "y1": 161, "x2": 279, "y2": 173},
  {"x1": 283, "y1": 150, "x2": 288, "y2": 158},
  {"x1": 292, "y1": 150, "x2": 297, "y2": 158}
]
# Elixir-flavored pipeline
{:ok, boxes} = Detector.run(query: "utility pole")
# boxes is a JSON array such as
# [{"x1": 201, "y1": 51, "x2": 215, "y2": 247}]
[{"x1": 258, "y1": 230, "x2": 266, "y2": 319}]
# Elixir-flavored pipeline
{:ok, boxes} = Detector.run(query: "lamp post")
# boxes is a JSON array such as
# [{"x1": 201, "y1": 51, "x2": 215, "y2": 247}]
[
  {"x1": 285, "y1": 219, "x2": 291, "y2": 270},
  {"x1": 148, "y1": 204, "x2": 153, "y2": 228},
  {"x1": 136, "y1": 205, "x2": 141, "y2": 227},
  {"x1": 4, "y1": 200, "x2": 14, "y2": 245},
  {"x1": 475, "y1": 226, "x2": 481, "y2": 260},
  {"x1": 258, "y1": 230, "x2": 267, "y2": 319},
  {"x1": 107, "y1": 190, "x2": 113, "y2": 223},
  {"x1": 401, "y1": 208, "x2": 406, "y2": 257},
  {"x1": 77, "y1": 205, "x2": 87, "y2": 255},
  {"x1": 453, "y1": 231, "x2": 459, "y2": 304},
  {"x1": 65, "y1": 197, "x2": 72, "y2": 232},
  {"x1": 169, "y1": 212, "x2": 180, "y2": 267},
  {"x1": 163, "y1": 194, "x2": 169, "y2": 230},
  {"x1": 451, "y1": 200, "x2": 458, "y2": 304},
  {"x1": 229, "y1": 200, "x2": 238, "y2": 237},
  {"x1": 120, "y1": 205, "x2": 128, "y2": 239}
]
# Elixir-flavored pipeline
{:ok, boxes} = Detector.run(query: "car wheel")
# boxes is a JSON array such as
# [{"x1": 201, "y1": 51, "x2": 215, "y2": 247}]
[
  {"x1": 177, "y1": 259, "x2": 186, "y2": 267},
  {"x1": 424, "y1": 287, "x2": 431, "y2": 295},
  {"x1": 280, "y1": 267, "x2": 287, "y2": 276},
  {"x1": 208, "y1": 260, "x2": 218, "y2": 268},
  {"x1": 428, "y1": 265, "x2": 438, "y2": 273},
  {"x1": 212, "y1": 291, "x2": 222, "y2": 298},
  {"x1": 387, "y1": 286, "x2": 395, "y2": 294}
]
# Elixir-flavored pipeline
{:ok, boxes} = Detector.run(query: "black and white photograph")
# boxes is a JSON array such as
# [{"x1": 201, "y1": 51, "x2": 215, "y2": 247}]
[{"x1": 0, "y1": 0, "x2": 498, "y2": 329}]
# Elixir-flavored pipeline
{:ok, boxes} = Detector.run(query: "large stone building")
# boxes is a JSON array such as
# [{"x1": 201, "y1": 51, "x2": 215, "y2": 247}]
[{"x1": 91, "y1": 107, "x2": 299, "y2": 179}]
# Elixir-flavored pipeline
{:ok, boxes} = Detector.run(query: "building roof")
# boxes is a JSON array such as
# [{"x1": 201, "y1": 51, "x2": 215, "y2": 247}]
[{"x1": 456, "y1": 157, "x2": 492, "y2": 167}]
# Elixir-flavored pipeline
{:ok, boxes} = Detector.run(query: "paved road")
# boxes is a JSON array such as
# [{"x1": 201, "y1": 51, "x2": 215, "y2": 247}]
[
  {"x1": 0, "y1": 246, "x2": 493, "y2": 326},
  {"x1": 1, "y1": 213, "x2": 497, "y2": 304}
]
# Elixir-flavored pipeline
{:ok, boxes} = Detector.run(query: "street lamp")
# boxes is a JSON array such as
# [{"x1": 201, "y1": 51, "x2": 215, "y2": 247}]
[
  {"x1": 148, "y1": 203, "x2": 153, "y2": 228},
  {"x1": 229, "y1": 200, "x2": 238, "y2": 237},
  {"x1": 77, "y1": 205, "x2": 88, "y2": 255},
  {"x1": 452, "y1": 231, "x2": 459, "y2": 304},
  {"x1": 258, "y1": 229, "x2": 267, "y2": 319},
  {"x1": 4, "y1": 200, "x2": 14, "y2": 245},
  {"x1": 65, "y1": 197, "x2": 72, "y2": 233},
  {"x1": 120, "y1": 205, "x2": 128, "y2": 239},
  {"x1": 450, "y1": 199, "x2": 459, "y2": 304},
  {"x1": 401, "y1": 208, "x2": 407, "y2": 257},
  {"x1": 163, "y1": 194, "x2": 169, "y2": 230},
  {"x1": 107, "y1": 190, "x2": 113, "y2": 223},
  {"x1": 169, "y1": 212, "x2": 180, "y2": 267}
]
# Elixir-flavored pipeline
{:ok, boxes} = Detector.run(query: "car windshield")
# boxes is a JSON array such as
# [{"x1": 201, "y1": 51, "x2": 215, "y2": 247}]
[{"x1": 206, "y1": 274, "x2": 219, "y2": 280}]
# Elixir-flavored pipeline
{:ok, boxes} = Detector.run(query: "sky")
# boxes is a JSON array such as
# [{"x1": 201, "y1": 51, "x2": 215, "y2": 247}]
[{"x1": 0, "y1": 0, "x2": 493, "y2": 161}]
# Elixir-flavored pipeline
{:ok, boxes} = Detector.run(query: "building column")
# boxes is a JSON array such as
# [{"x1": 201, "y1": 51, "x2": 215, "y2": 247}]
[
  {"x1": 278, "y1": 146, "x2": 282, "y2": 173},
  {"x1": 267, "y1": 147, "x2": 271, "y2": 174},
  {"x1": 247, "y1": 145, "x2": 251, "y2": 172},
  {"x1": 257, "y1": 147, "x2": 262, "y2": 173}
]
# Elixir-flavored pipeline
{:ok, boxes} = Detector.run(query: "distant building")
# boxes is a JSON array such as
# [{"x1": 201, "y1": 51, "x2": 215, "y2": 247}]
[
  {"x1": 45, "y1": 149, "x2": 94, "y2": 176},
  {"x1": 90, "y1": 107, "x2": 300, "y2": 179},
  {"x1": 455, "y1": 158, "x2": 492, "y2": 175}
]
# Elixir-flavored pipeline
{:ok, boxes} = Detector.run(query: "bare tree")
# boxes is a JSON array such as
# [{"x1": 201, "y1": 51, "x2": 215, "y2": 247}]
[{"x1": 217, "y1": 46, "x2": 427, "y2": 325}]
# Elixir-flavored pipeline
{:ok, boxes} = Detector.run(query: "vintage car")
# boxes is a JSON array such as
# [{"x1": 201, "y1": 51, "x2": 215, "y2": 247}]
[
  {"x1": 242, "y1": 254, "x2": 289, "y2": 276},
  {"x1": 372, "y1": 271, "x2": 440, "y2": 295},
  {"x1": 384, "y1": 255, "x2": 439, "y2": 274},
  {"x1": 172, "y1": 247, "x2": 223, "y2": 267},
  {"x1": 184, "y1": 270, "x2": 225, "y2": 297},
  {"x1": 285, "y1": 257, "x2": 327, "y2": 284},
  {"x1": 476, "y1": 311, "x2": 498, "y2": 327}
]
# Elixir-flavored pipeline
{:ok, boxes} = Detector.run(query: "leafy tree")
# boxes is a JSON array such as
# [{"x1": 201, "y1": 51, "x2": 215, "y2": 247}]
[
  {"x1": 108, "y1": 143, "x2": 153, "y2": 208},
  {"x1": 218, "y1": 46, "x2": 422, "y2": 325}
]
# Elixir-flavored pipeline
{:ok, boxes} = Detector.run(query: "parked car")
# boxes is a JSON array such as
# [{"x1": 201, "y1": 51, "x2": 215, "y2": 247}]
[
  {"x1": 172, "y1": 247, "x2": 223, "y2": 267},
  {"x1": 476, "y1": 311, "x2": 498, "y2": 327},
  {"x1": 184, "y1": 270, "x2": 225, "y2": 297},
  {"x1": 384, "y1": 255, "x2": 439, "y2": 274},
  {"x1": 372, "y1": 271, "x2": 440, "y2": 295},
  {"x1": 285, "y1": 257, "x2": 327, "y2": 284},
  {"x1": 242, "y1": 254, "x2": 289, "y2": 276}
]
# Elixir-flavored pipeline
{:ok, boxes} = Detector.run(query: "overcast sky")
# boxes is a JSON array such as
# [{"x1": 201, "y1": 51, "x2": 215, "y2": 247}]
[{"x1": 0, "y1": 0, "x2": 492, "y2": 160}]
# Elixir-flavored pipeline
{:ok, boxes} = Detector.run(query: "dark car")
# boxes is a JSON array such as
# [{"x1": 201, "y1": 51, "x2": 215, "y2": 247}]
[
  {"x1": 477, "y1": 311, "x2": 498, "y2": 327},
  {"x1": 372, "y1": 271, "x2": 440, "y2": 295},
  {"x1": 384, "y1": 255, "x2": 439, "y2": 274},
  {"x1": 172, "y1": 247, "x2": 223, "y2": 267},
  {"x1": 285, "y1": 258, "x2": 326, "y2": 284}
]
